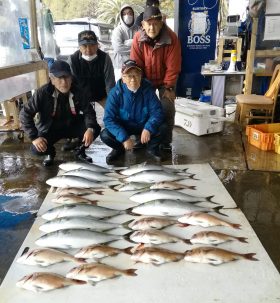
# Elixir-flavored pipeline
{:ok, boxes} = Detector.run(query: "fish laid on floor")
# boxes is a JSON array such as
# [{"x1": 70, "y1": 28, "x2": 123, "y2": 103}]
[
  {"x1": 125, "y1": 229, "x2": 191, "y2": 245},
  {"x1": 16, "y1": 248, "x2": 85, "y2": 266},
  {"x1": 124, "y1": 170, "x2": 185, "y2": 183},
  {"x1": 150, "y1": 181, "x2": 196, "y2": 191},
  {"x1": 111, "y1": 182, "x2": 150, "y2": 192},
  {"x1": 41, "y1": 204, "x2": 123, "y2": 220},
  {"x1": 130, "y1": 189, "x2": 217, "y2": 204},
  {"x1": 189, "y1": 231, "x2": 248, "y2": 245},
  {"x1": 39, "y1": 217, "x2": 132, "y2": 233},
  {"x1": 184, "y1": 247, "x2": 258, "y2": 265},
  {"x1": 35, "y1": 229, "x2": 123, "y2": 249},
  {"x1": 16, "y1": 272, "x2": 85, "y2": 292},
  {"x1": 59, "y1": 161, "x2": 113, "y2": 173},
  {"x1": 52, "y1": 194, "x2": 98, "y2": 205},
  {"x1": 46, "y1": 175, "x2": 113, "y2": 189},
  {"x1": 131, "y1": 246, "x2": 184, "y2": 265},
  {"x1": 56, "y1": 187, "x2": 102, "y2": 197},
  {"x1": 75, "y1": 244, "x2": 133, "y2": 259},
  {"x1": 128, "y1": 216, "x2": 186, "y2": 230},
  {"x1": 66, "y1": 263, "x2": 137, "y2": 284},
  {"x1": 128, "y1": 200, "x2": 224, "y2": 217},
  {"x1": 63, "y1": 168, "x2": 118, "y2": 182},
  {"x1": 177, "y1": 212, "x2": 240, "y2": 228}
]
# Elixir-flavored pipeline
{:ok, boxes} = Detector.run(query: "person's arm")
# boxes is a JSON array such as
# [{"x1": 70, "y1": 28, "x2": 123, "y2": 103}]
[
  {"x1": 104, "y1": 54, "x2": 116, "y2": 94},
  {"x1": 130, "y1": 32, "x2": 145, "y2": 70}
]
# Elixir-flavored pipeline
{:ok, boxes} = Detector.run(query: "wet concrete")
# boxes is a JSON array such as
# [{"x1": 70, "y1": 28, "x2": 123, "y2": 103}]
[{"x1": 0, "y1": 121, "x2": 280, "y2": 284}]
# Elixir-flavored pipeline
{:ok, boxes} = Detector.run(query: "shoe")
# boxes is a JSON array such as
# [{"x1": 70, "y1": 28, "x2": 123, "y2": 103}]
[
  {"x1": 43, "y1": 155, "x2": 54, "y2": 167},
  {"x1": 160, "y1": 143, "x2": 172, "y2": 151},
  {"x1": 106, "y1": 149, "x2": 124, "y2": 164},
  {"x1": 146, "y1": 149, "x2": 162, "y2": 162},
  {"x1": 133, "y1": 141, "x2": 145, "y2": 150},
  {"x1": 61, "y1": 139, "x2": 79, "y2": 151},
  {"x1": 75, "y1": 147, "x2": 92, "y2": 163}
]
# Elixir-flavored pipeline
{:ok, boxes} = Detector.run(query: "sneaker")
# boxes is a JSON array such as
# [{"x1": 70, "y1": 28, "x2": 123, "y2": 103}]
[
  {"x1": 61, "y1": 139, "x2": 79, "y2": 151},
  {"x1": 146, "y1": 149, "x2": 162, "y2": 162},
  {"x1": 43, "y1": 155, "x2": 55, "y2": 167},
  {"x1": 75, "y1": 147, "x2": 92, "y2": 163},
  {"x1": 160, "y1": 143, "x2": 172, "y2": 151},
  {"x1": 106, "y1": 149, "x2": 124, "y2": 164}
]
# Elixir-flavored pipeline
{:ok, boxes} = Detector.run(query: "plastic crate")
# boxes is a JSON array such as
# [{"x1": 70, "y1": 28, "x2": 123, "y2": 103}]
[
  {"x1": 274, "y1": 133, "x2": 280, "y2": 154},
  {"x1": 246, "y1": 123, "x2": 280, "y2": 151}
]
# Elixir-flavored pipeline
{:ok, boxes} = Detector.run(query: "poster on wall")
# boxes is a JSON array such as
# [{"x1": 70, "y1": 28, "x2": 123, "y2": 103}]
[
  {"x1": 265, "y1": 0, "x2": 280, "y2": 15},
  {"x1": 176, "y1": 0, "x2": 219, "y2": 98},
  {"x1": 264, "y1": 15, "x2": 280, "y2": 40},
  {"x1": 18, "y1": 18, "x2": 30, "y2": 49}
]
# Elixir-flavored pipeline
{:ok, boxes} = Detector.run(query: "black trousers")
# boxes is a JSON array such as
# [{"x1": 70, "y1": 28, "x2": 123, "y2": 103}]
[
  {"x1": 30, "y1": 121, "x2": 101, "y2": 157},
  {"x1": 100, "y1": 123, "x2": 168, "y2": 152}
]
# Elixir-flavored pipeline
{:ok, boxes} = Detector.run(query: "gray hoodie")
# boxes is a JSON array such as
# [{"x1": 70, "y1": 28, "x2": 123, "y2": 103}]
[{"x1": 111, "y1": 4, "x2": 139, "y2": 69}]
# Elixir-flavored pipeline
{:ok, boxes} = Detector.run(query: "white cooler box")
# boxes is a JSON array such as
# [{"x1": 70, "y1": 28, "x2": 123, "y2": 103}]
[{"x1": 175, "y1": 98, "x2": 226, "y2": 136}]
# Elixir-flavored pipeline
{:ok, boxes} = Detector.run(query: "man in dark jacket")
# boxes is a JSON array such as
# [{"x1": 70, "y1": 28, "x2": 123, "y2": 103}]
[
  {"x1": 100, "y1": 60, "x2": 167, "y2": 164},
  {"x1": 19, "y1": 60, "x2": 101, "y2": 166}
]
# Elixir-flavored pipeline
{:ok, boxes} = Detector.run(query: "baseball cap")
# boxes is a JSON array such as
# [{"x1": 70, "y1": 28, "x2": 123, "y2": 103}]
[
  {"x1": 121, "y1": 60, "x2": 142, "y2": 74},
  {"x1": 78, "y1": 30, "x2": 98, "y2": 46},
  {"x1": 146, "y1": 0, "x2": 159, "y2": 7},
  {"x1": 49, "y1": 60, "x2": 72, "y2": 78},
  {"x1": 143, "y1": 6, "x2": 162, "y2": 21}
]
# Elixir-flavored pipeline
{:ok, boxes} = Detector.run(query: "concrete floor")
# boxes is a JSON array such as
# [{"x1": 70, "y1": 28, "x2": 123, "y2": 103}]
[{"x1": 0, "y1": 119, "x2": 280, "y2": 284}]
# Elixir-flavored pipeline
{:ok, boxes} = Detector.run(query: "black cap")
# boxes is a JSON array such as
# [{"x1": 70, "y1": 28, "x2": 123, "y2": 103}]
[
  {"x1": 49, "y1": 60, "x2": 72, "y2": 78},
  {"x1": 143, "y1": 6, "x2": 162, "y2": 21},
  {"x1": 146, "y1": 0, "x2": 159, "y2": 7},
  {"x1": 78, "y1": 30, "x2": 98, "y2": 46},
  {"x1": 121, "y1": 59, "x2": 142, "y2": 74}
]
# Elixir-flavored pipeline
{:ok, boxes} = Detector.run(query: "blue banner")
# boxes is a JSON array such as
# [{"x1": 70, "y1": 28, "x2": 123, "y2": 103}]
[
  {"x1": 177, "y1": 0, "x2": 219, "y2": 98},
  {"x1": 18, "y1": 17, "x2": 30, "y2": 49}
]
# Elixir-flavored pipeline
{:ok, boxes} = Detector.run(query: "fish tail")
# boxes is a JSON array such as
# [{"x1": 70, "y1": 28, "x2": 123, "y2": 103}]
[
  {"x1": 189, "y1": 186, "x2": 197, "y2": 190},
  {"x1": 177, "y1": 223, "x2": 189, "y2": 228},
  {"x1": 121, "y1": 219, "x2": 134, "y2": 230},
  {"x1": 108, "y1": 185, "x2": 118, "y2": 192},
  {"x1": 213, "y1": 206, "x2": 228, "y2": 216},
  {"x1": 206, "y1": 195, "x2": 219, "y2": 205},
  {"x1": 237, "y1": 237, "x2": 248, "y2": 243},
  {"x1": 93, "y1": 190, "x2": 104, "y2": 195},
  {"x1": 232, "y1": 223, "x2": 242, "y2": 229},
  {"x1": 188, "y1": 174, "x2": 199, "y2": 180},
  {"x1": 184, "y1": 239, "x2": 192, "y2": 245},
  {"x1": 71, "y1": 279, "x2": 87, "y2": 285},
  {"x1": 123, "y1": 231, "x2": 135, "y2": 243},
  {"x1": 122, "y1": 246, "x2": 134, "y2": 255},
  {"x1": 243, "y1": 253, "x2": 258, "y2": 261},
  {"x1": 125, "y1": 208, "x2": 140, "y2": 216},
  {"x1": 125, "y1": 269, "x2": 137, "y2": 276}
]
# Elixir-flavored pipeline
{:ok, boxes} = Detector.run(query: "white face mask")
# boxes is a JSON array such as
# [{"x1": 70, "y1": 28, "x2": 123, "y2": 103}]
[
  {"x1": 82, "y1": 54, "x2": 97, "y2": 61},
  {"x1": 123, "y1": 15, "x2": 133, "y2": 25}
]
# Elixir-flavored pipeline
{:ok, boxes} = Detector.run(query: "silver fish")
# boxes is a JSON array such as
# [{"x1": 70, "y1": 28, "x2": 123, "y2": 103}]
[
  {"x1": 124, "y1": 170, "x2": 184, "y2": 183},
  {"x1": 184, "y1": 247, "x2": 258, "y2": 265},
  {"x1": 16, "y1": 248, "x2": 85, "y2": 267},
  {"x1": 189, "y1": 231, "x2": 248, "y2": 245},
  {"x1": 35, "y1": 229, "x2": 123, "y2": 249},
  {"x1": 128, "y1": 200, "x2": 224, "y2": 217},
  {"x1": 63, "y1": 168, "x2": 118, "y2": 182},
  {"x1": 41, "y1": 204, "x2": 123, "y2": 220},
  {"x1": 59, "y1": 161, "x2": 113, "y2": 173},
  {"x1": 52, "y1": 194, "x2": 98, "y2": 205},
  {"x1": 39, "y1": 216, "x2": 131, "y2": 233},
  {"x1": 46, "y1": 175, "x2": 111, "y2": 189},
  {"x1": 128, "y1": 216, "x2": 182, "y2": 230},
  {"x1": 130, "y1": 189, "x2": 217, "y2": 204},
  {"x1": 75, "y1": 245, "x2": 133, "y2": 259},
  {"x1": 16, "y1": 272, "x2": 85, "y2": 292},
  {"x1": 66, "y1": 263, "x2": 137, "y2": 284},
  {"x1": 56, "y1": 187, "x2": 101, "y2": 197},
  {"x1": 150, "y1": 181, "x2": 196, "y2": 191},
  {"x1": 112, "y1": 182, "x2": 149, "y2": 192}
]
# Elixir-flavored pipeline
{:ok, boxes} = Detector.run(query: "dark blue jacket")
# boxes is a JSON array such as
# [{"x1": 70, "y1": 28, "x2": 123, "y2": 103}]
[{"x1": 103, "y1": 79, "x2": 164, "y2": 143}]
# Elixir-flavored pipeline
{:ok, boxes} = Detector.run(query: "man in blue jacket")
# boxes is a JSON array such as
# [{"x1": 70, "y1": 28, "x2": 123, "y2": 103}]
[{"x1": 100, "y1": 59, "x2": 167, "y2": 164}]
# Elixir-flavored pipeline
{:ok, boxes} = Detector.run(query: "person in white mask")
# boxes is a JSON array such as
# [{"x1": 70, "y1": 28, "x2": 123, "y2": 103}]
[
  {"x1": 100, "y1": 60, "x2": 167, "y2": 164},
  {"x1": 111, "y1": 5, "x2": 139, "y2": 81}
]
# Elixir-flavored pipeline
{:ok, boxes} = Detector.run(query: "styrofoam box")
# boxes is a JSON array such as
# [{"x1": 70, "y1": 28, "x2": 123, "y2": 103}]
[{"x1": 175, "y1": 98, "x2": 226, "y2": 136}]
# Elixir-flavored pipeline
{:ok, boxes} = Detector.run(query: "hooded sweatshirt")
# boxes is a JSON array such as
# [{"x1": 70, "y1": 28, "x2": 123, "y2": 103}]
[{"x1": 111, "y1": 4, "x2": 139, "y2": 69}]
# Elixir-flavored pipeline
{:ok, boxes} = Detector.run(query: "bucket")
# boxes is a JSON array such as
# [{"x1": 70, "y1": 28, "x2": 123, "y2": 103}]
[{"x1": 225, "y1": 104, "x2": 237, "y2": 121}]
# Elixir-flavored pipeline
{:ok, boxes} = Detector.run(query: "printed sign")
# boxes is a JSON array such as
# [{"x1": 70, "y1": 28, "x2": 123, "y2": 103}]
[{"x1": 18, "y1": 17, "x2": 30, "y2": 49}]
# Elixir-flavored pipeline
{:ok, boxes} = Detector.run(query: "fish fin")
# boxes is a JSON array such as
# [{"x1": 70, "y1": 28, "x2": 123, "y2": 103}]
[
  {"x1": 125, "y1": 269, "x2": 137, "y2": 276},
  {"x1": 92, "y1": 190, "x2": 104, "y2": 196},
  {"x1": 72, "y1": 279, "x2": 87, "y2": 285},
  {"x1": 213, "y1": 206, "x2": 227, "y2": 216},
  {"x1": 20, "y1": 246, "x2": 30, "y2": 256},
  {"x1": 206, "y1": 195, "x2": 219, "y2": 205},
  {"x1": 188, "y1": 186, "x2": 197, "y2": 190},
  {"x1": 184, "y1": 239, "x2": 192, "y2": 245},
  {"x1": 122, "y1": 246, "x2": 134, "y2": 255},
  {"x1": 125, "y1": 208, "x2": 140, "y2": 216},
  {"x1": 244, "y1": 253, "x2": 258, "y2": 261},
  {"x1": 122, "y1": 219, "x2": 134, "y2": 230},
  {"x1": 76, "y1": 258, "x2": 87, "y2": 264},
  {"x1": 177, "y1": 223, "x2": 189, "y2": 228},
  {"x1": 88, "y1": 281, "x2": 97, "y2": 286},
  {"x1": 232, "y1": 224, "x2": 242, "y2": 229},
  {"x1": 237, "y1": 237, "x2": 248, "y2": 243}
]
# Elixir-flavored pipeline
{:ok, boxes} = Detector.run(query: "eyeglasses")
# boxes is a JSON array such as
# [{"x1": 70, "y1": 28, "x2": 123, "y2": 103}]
[{"x1": 122, "y1": 73, "x2": 141, "y2": 79}]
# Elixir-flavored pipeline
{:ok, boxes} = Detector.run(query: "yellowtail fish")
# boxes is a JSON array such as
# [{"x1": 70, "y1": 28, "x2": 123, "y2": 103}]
[
  {"x1": 59, "y1": 161, "x2": 113, "y2": 173},
  {"x1": 75, "y1": 245, "x2": 133, "y2": 259},
  {"x1": 178, "y1": 212, "x2": 240, "y2": 228},
  {"x1": 66, "y1": 263, "x2": 137, "y2": 284},
  {"x1": 16, "y1": 248, "x2": 85, "y2": 267},
  {"x1": 52, "y1": 194, "x2": 98, "y2": 205},
  {"x1": 189, "y1": 231, "x2": 248, "y2": 245},
  {"x1": 56, "y1": 187, "x2": 102, "y2": 196},
  {"x1": 124, "y1": 170, "x2": 184, "y2": 183},
  {"x1": 128, "y1": 216, "x2": 187, "y2": 230},
  {"x1": 131, "y1": 246, "x2": 184, "y2": 265},
  {"x1": 150, "y1": 181, "x2": 196, "y2": 191},
  {"x1": 16, "y1": 272, "x2": 85, "y2": 292},
  {"x1": 184, "y1": 247, "x2": 258, "y2": 265}
]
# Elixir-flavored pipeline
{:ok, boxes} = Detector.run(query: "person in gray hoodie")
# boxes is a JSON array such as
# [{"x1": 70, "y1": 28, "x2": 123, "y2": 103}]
[{"x1": 111, "y1": 4, "x2": 139, "y2": 81}]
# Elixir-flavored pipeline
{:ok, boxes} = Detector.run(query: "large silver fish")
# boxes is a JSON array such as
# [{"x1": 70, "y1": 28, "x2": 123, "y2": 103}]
[
  {"x1": 124, "y1": 170, "x2": 184, "y2": 183},
  {"x1": 150, "y1": 181, "x2": 196, "y2": 191},
  {"x1": 56, "y1": 187, "x2": 101, "y2": 197},
  {"x1": 41, "y1": 204, "x2": 123, "y2": 220},
  {"x1": 46, "y1": 175, "x2": 110, "y2": 189},
  {"x1": 16, "y1": 248, "x2": 85, "y2": 267},
  {"x1": 59, "y1": 161, "x2": 113, "y2": 173},
  {"x1": 35, "y1": 229, "x2": 123, "y2": 249},
  {"x1": 130, "y1": 189, "x2": 217, "y2": 204},
  {"x1": 16, "y1": 272, "x2": 85, "y2": 292},
  {"x1": 128, "y1": 200, "x2": 224, "y2": 217},
  {"x1": 63, "y1": 169, "x2": 118, "y2": 182},
  {"x1": 52, "y1": 194, "x2": 98, "y2": 205},
  {"x1": 39, "y1": 216, "x2": 132, "y2": 233},
  {"x1": 112, "y1": 182, "x2": 149, "y2": 192}
]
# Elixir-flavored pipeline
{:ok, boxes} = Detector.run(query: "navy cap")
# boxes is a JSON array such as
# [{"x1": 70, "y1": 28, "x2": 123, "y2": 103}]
[
  {"x1": 143, "y1": 6, "x2": 162, "y2": 21},
  {"x1": 146, "y1": 0, "x2": 159, "y2": 7},
  {"x1": 49, "y1": 60, "x2": 72, "y2": 78},
  {"x1": 78, "y1": 30, "x2": 98, "y2": 46},
  {"x1": 121, "y1": 59, "x2": 142, "y2": 74}
]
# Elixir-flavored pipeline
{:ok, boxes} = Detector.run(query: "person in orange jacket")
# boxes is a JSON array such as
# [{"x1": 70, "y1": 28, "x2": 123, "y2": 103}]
[{"x1": 130, "y1": 6, "x2": 181, "y2": 151}]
